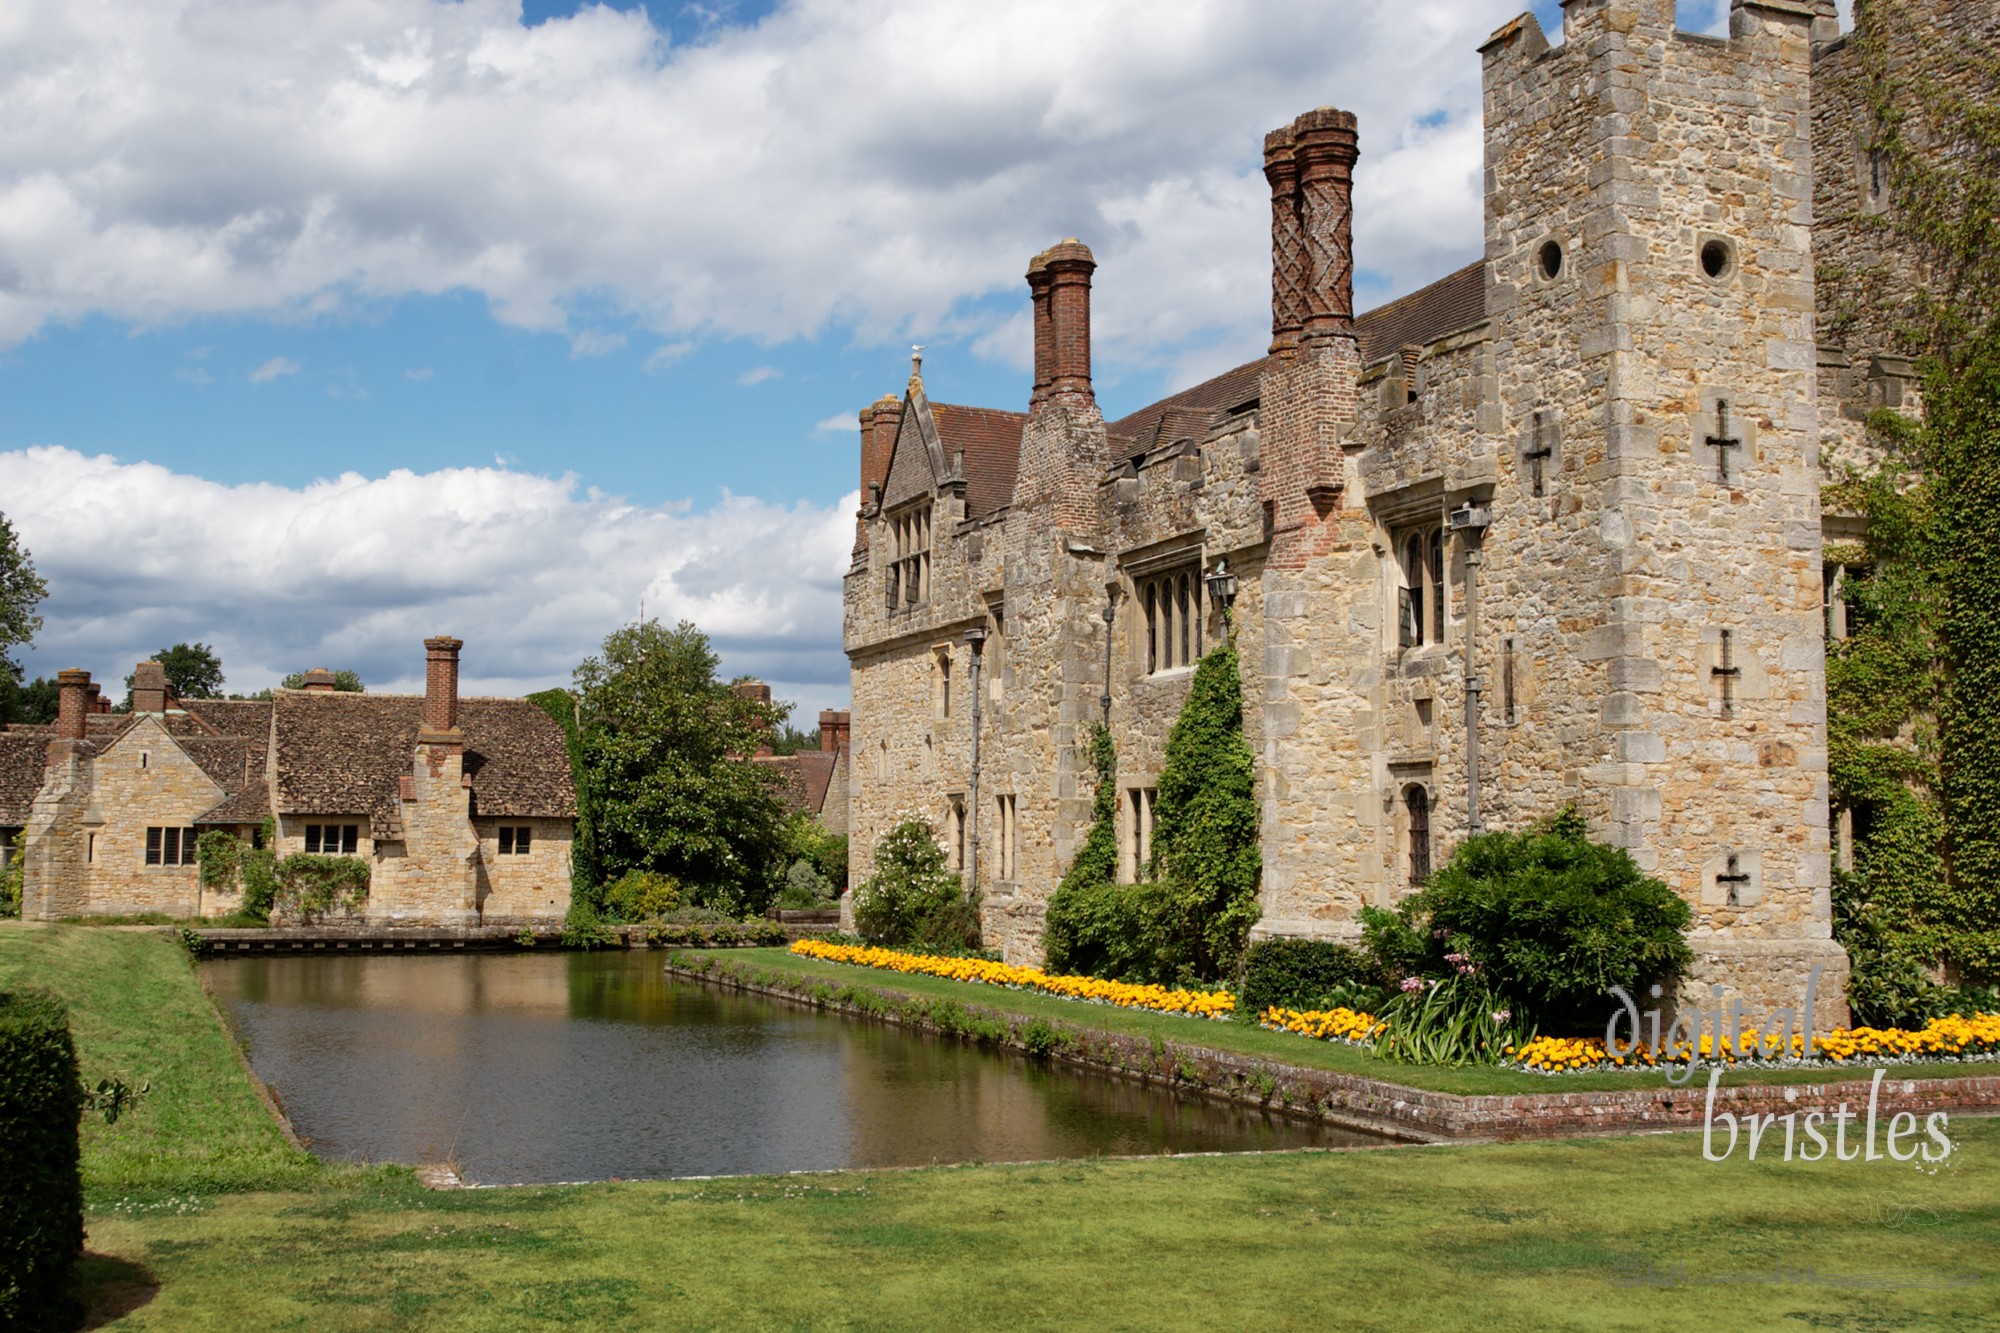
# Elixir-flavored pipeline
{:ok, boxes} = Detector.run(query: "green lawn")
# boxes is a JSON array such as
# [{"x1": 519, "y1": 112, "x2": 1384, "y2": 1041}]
[
  {"x1": 7, "y1": 923, "x2": 1999, "y2": 1331},
  {"x1": 683, "y1": 946, "x2": 1993, "y2": 1096}
]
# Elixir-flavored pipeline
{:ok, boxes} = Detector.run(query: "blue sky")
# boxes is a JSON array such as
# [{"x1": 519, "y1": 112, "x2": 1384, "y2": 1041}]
[{"x1": 0, "y1": 0, "x2": 1782, "y2": 714}]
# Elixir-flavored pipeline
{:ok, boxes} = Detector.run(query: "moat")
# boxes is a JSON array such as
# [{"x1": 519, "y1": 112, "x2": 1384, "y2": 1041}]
[{"x1": 205, "y1": 951, "x2": 1376, "y2": 1184}]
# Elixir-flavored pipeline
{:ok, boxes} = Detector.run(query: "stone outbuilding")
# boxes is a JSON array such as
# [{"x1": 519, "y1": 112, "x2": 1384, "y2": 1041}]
[
  {"x1": 9, "y1": 636, "x2": 576, "y2": 926},
  {"x1": 839, "y1": 0, "x2": 1992, "y2": 1026}
]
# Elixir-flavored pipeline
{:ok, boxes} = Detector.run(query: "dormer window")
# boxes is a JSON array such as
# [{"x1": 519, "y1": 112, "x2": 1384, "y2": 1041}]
[{"x1": 886, "y1": 501, "x2": 932, "y2": 610}]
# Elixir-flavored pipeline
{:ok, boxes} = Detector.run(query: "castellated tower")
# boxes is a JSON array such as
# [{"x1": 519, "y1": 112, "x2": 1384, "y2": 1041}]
[{"x1": 1476, "y1": 0, "x2": 1845, "y2": 1016}]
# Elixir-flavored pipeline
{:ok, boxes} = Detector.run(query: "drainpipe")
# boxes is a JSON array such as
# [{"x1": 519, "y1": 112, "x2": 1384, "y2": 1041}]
[
  {"x1": 1449, "y1": 503, "x2": 1492, "y2": 833},
  {"x1": 963, "y1": 624, "x2": 987, "y2": 897},
  {"x1": 1099, "y1": 599, "x2": 1116, "y2": 726}
]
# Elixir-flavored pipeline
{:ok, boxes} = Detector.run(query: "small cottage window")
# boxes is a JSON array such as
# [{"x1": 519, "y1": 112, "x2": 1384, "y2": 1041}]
[
  {"x1": 145, "y1": 826, "x2": 196, "y2": 866},
  {"x1": 994, "y1": 793, "x2": 1017, "y2": 881},
  {"x1": 498, "y1": 826, "x2": 533, "y2": 855},
  {"x1": 1397, "y1": 527, "x2": 1445, "y2": 648},
  {"x1": 1138, "y1": 565, "x2": 1202, "y2": 674},
  {"x1": 887, "y1": 501, "x2": 932, "y2": 610},
  {"x1": 1405, "y1": 786, "x2": 1432, "y2": 887},
  {"x1": 305, "y1": 824, "x2": 359, "y2": 855}
]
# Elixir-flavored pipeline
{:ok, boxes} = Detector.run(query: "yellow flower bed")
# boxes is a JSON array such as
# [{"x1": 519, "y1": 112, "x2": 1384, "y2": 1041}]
[
  {"x1": 1260, "y1": 1005, "x2": 1383, "y2": 1045},
  {"x1": 1506, "y1": 1010, "x2": 2000, "y2": 1074},
  {"x1": 789, "y1": 939, "x2": 1236, "y2": 1020}
]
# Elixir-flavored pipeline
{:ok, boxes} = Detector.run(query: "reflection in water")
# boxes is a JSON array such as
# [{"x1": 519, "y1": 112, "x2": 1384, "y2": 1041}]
[{"x1": 206, "y1": 952, "x2": 1380, "y2": 1185}]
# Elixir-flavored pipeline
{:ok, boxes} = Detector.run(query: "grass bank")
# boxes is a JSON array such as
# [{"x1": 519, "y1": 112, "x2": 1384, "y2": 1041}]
[
  {"x1": 684, "y1": 947, "x2": 1990, "y2": 1095},
  {"x1": 7, "y1": 923, "x2": 1998, "y2": 1330}
]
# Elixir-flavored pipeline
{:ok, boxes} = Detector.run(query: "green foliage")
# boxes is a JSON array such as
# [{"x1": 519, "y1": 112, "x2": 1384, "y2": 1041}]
[
  {"x1": 601, "y1": 869, "x2": 682, "y2": 922},
  {"x1": 195, "y1": 829, "x2": 242, "y2": 894},
  {"x1": 1372, "y1": 807, "x2": 1692, "y2": 1034},
  {"x1": 775, "y1": 812, "x2": 847, "y2": 893},
  {"x1": 1369, "y1": 973, "x2": 1534, "y2": 1068},
  {"x1": 1150, "y1": 641, "x2": 1261, "y2": 980},
  {"x1": 777, "y1": 859, "x2": 836, "y2": 910},
  {"x1": 1238, "y1": 938, "x2": 1377, "y2": 1014},
  {"x1": 560, "y1": 901, "x2": 620, "y2": 950},
  {"x1": 1054, "y1": 722, "x2": 1119, "y2": 902},
  {"x1": 0, "y1": 857, "x2": 21, "y2": 919},
  {"x1": 852, "y1": 818, "x2": 978, "y2": 950},
  {"x1": 272, "y1": 854, "x2": 370, "y2": 924},
  {"x1": 280, "y1": 668, "x2": 364, "y2": 692},
  {"x1": 124, "y1": 642, "x2": 225, "y2": 704},
  {"x1": 0, "y1": 511, "x2": 48, "y2": 673},
  {"x1": 1041, "y1": 880, "x2": 1178, "y2": 985},
  {"x1": 768, "y1": 723, "x2": 821, "y2": 756},
  {"x1": 571, "y1": 620, "x2": 789, "y2": 917},
  {"x1": 195, "y1": 825, "x2": 277, "y2": 922},
  {"x1": 0, "y1": 989, "x2": 83, "y2": 1332},
  {"x1": 0, "y1": 674, "x2": 57, "y2": 727}
]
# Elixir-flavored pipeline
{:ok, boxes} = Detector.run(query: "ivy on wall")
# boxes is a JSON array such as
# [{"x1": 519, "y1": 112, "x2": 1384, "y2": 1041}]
[
  {"x1": 528, "y1": 687, "x2": 603, "y2": 915},
  {"x1": 1823, "y1": 5, "x2": 2000, "y2": 1001}
]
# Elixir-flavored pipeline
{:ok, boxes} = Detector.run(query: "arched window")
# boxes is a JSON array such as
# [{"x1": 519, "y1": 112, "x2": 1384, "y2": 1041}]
[
  {"x1": 1397, "y1": 529, "x2": 1445, "y2": 648},
  {"x1": 1405, "y1": 784, "x2": 1432, "y2": 887}
]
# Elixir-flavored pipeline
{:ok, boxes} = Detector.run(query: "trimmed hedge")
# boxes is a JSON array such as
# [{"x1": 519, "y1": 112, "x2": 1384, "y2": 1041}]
[
  {"x1": 0, "y1": 990, "x2": 83, "y2": 1331},
  {"x1": 1239, "y1": 938, "x2": 1374, "y2": 1013}
]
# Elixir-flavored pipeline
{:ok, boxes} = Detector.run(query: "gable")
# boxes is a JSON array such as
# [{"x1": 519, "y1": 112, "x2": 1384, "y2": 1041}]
[
  {"x1": 881, "y1": 391, "x2": 947, "y2": 510},
  {"x1": 95, "y1": 717, "x2": 229, "y2": 815}
]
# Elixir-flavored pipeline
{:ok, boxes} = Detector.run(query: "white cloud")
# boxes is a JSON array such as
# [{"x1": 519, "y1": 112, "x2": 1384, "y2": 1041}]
[
  {"x1": 569, "y1": 329, "x2": 627, "y2": 358},
  {"x1": 0, "y1": 0, "x2": 1534, "y2": 375},
  {"x1": 175, "y1": 366, "x2": 212, "y2": 385},
  {"x1": 736, "y1": 365, "x2": 782, "y2": 387},
  {"x1": 3, "y1": 446, "x2": 858, "y2": 717},
  {"x1": 643, "y1": 340, "x2": 696, "y2": 373},
  {"x1": 405, "y1": 366, "x2": 434, "y2": 381},
  {"x1": 248, "y1": 356, "x2": 301, "y2": 383},
  {"x1": 813, "y1": 412, "x2": 858, "y2": 435}
]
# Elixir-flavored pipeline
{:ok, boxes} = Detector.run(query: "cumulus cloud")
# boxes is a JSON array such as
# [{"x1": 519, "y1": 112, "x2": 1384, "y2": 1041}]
[
  {"x1": 814, "y1": 412, "x2": 858, "y2": 435},
  {"x1": 3, "y1": 446, "x2": 858, "y2": 717},
  {"x1": 0, "y1": 0, "x2": 1539, "y2": 376},
  {"x1": 643, "y1": 340, "x2": 696, "y2": 373},
  {"x1": 736, "y1": 365, "x2": 782, "y2": 387},
  {"x1": 569, "y1": 329, "x2": 627, "y2": 358},
  {"x1": 248, "y1": 356, "x2": 301, "y2": 383}
]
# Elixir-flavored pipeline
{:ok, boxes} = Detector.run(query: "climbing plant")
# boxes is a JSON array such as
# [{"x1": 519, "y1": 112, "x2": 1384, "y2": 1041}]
[
  {"x1": 1822, "y1": 8, "x2": 2000, "y2": 993},
  {"x1": 1150, "y1": 640, "x2": 1261, "y2": 980}
]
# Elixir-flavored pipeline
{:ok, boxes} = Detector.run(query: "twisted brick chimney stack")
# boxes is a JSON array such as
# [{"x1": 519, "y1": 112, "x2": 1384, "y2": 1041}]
[
  {"x1": 1266, "y1": 107, "x2": 1360, "y2": 352},
  {"x1": 422, "y1": 637, "x2": 463, "y2": 736}
]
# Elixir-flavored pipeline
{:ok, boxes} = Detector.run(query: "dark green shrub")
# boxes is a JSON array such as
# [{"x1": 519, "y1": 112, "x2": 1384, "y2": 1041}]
[
  {"x1": 603, "y1": 869, "x2": 682, "y2": 921},
  {"x1": 1042, "y1": 880, "x2": 1179, "y2": 985},
  {"x1": 1373, "y1": 807, "x2": 1692, "y2": 1033},
  {"x1": 852, "y1": 819, "x2": 978, "y2": 949},
  {"x1": 560, "y1": 901, "x2": 620, "y2": 949},
  {"x1": 1238, "y1": 938, "x2": 1377, "y2": 1012},
  {"x1": 776, "y1": 858, "x2": 836, "y2": 909},
  {"x1": 1151, "y1": 641, "x2": 1262, "y2": 979},
  {"x1": 0, "y1": 990, "x2": 83, "y2": 1331},
  {"x1": 0, "y1": 858, "x2": 21, "y2": 919},
  {"x1": 272, "y1": 854, "x2": 370, "y2": 924}
]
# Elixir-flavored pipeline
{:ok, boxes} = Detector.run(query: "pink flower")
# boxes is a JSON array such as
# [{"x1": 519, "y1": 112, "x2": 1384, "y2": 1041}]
[
  {"x1": 1492, "y1": 1010, "x2": 1512, "y2": 1025},
  {"x1": 1399, "y1": 976, "x2": 1425, "y2": 994}
]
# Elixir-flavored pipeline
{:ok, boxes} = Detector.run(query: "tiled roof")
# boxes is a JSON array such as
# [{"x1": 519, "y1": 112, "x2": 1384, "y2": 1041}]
[
  {"x1": 751, "y1": 749, "x2": 841, "y2": 818},
  {"x1": 1354, "y1": 262, "x2": 1487, "y2": 363},
  {"x1": 932, "y1": 403, "x2": 1026, "y2": 520},
  {"x1": 1104, "y1": 262, "x2": 1489, "y2": 453},
  {"x1": 0, "y1": 732, "x2": 46, "y2": 825},
  {"x1": 181, "y1": 736, "x2": 270, "y2": 825},
  {"x1": 272, "y1": 692, "x2": 576, "y2": 825},
  {"x1": 180, "y1": 700, "x2": 274, "y2": 739}
]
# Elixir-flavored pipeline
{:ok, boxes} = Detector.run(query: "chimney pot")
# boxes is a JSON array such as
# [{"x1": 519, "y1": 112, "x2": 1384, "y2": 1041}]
[{"x1": 422, "y1": 636, "x2": 463, "y2": 735}]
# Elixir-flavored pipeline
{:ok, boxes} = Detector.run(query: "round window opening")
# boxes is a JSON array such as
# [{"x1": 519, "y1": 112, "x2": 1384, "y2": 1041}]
[
  {"x1": 1701, "y1": 239, "x2": 1733, "y2": 280},
  {"x1": 1538, "y1": 240, "x2": 1563, "y2": 280}
]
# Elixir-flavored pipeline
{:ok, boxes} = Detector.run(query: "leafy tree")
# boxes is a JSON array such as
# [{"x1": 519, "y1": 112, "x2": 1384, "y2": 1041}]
[
  {"x1": 0, "y1": 512, "x2": 46, "y2": 671},
  {"x1": 124, "y1": 642, "x2": 225, "y2": 705},
  {"x1": 280, "y1": 669, "x2": 365, "y2": 693},
  {"x1": 0, "y1": 675, "x2": 58, "y2": 728},
  {"x1": 768, "y1": 722, "x2": 821, "y2": 756},
  {"x1": 573, "y1": 619, "x2": 789, "y2": 916}
]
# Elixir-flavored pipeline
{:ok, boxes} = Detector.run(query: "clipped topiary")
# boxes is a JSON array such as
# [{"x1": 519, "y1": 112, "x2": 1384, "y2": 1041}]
[{"x1": 0, "y1": 990, "x2": 83, "y2": 1332}]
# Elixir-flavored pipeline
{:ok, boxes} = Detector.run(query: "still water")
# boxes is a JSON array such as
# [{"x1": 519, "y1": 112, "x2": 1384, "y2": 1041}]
[{"x1": 205, "y1": 951, "x2": 1376, "y2": 1184}]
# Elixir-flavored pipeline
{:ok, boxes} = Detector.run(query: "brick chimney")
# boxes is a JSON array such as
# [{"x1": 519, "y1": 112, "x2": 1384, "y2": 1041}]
[
  {"x1": 1265, "y1": 124, "x2": 1306, "y2": 354},
  {"x1": 819, "y1": 709, "x2": 850, "y2": 753},
  {"x1": 732, "y1": 680, "x2": 774, "y2": 757},
  {"x1": 132, "y1": 660, "x2": 169, "y2": 714},
  {"x1": 1028, "y1": 239, "x2": 1095, "y2": 405},
  {"x1": 860, "y1": 394, "x2": 902, "y2": 512},
  {"x1": 56, "y1": 669, "x2": 91, "y2": 741},
  {"x1": 1292, "y1": 108, "x2": 1359, "y2": 342},
  {"x1": 302, "y1": 668, "x2": 338, "y2": 693},
  {"x1": 422, "y1": 636, "x2": 463, "y2": 735},
  {"x1": 86, "y1": 682, "x2": 107, "y2": 714}
]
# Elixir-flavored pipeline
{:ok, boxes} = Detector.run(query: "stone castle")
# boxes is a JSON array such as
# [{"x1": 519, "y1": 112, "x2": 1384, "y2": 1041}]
[
  {"x1": 840, "y1": 0, "x2": 1995, "y2": 1023},
  {"x1": 1, "y1": 637, "x2": 577, "y2": 925}
]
